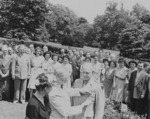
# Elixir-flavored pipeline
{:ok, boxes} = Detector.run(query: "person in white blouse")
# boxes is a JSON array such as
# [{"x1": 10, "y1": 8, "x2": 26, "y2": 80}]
[
  {"x1": 51, "y1": 55, "x2": 61, "y2": 72},
  {"x1": 61, "y1": 55, "x2": 72, "y2": 88},
  {"x1": 43, "y1": 51, "x2": 53, "y2": 71},
  {"x1": 92, "y1": 55, "x2": 104, "y2": 82},
  {"x1": 43, "y1": 51, "x2": 56, "y2": 83},
  {"x1": 28, "y1": 47, "x2": 44, "y2": 99},
  {"x1": 43, "y1": 45, "x2": 48, "y2": 53},
  {"x1": 49, "y1": 66, "x2": 94, "y2": 119},
  {"x1": 79, "y1": 50, "x2": 85, "y2": 62},
  {"x1": 29, "y1": 44, "x2": 35, "y2": 55}
]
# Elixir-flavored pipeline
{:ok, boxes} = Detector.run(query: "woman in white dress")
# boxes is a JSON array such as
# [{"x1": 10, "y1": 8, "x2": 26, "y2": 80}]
[
  {"x1": 43, "y1": 51, "x2": 54, "y2": 74},
  {"x1": 43, "y1": 51, "x2": 56, "y2": 83},
  {"x1": 51, "y1": 55, "x2": 61, "y2": 72},
  {"x1": 49, "y1": 66, "x2": 94, "y2": 119},
  {"x1": 61, "y1": 55, "x2": 72, "y2": 88},
  {"x1": 28, "y1": 47, "x2": 44, "y2": 99}
]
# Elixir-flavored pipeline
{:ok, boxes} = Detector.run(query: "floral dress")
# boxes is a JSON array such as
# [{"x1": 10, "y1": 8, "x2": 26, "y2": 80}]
[
  {"x1": 110, "y1": 66, "x2": 128, "y2": 102},
  {"x1": 103, "y1": 68, "x2": 115, "y2": 98}
]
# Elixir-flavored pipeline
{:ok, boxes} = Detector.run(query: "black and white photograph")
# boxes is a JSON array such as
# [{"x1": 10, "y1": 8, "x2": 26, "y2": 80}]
[{"x1": 0, "y1": 0, "x2": 150, "y2": 119}]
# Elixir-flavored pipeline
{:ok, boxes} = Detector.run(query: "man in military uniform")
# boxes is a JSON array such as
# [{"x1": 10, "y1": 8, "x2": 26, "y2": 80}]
[{"x1": 72, "y1": 63, "x2": 105, "y2": 119}]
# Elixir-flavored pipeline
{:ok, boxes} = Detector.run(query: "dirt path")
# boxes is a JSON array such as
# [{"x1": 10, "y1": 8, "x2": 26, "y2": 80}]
[{"x1": 0, "y1": 101, "x2": 27, "y2": 119}]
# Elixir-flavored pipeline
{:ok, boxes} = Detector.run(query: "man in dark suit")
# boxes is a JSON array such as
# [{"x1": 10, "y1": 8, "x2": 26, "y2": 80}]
[{"x1": 128, "y1": 62, "x2": 148, "y2": 115}]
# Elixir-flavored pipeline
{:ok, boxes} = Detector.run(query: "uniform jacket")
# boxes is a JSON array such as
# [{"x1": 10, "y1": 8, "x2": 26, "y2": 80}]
[{"x1": 72, "y1": 78, "x2": 105, "y2": 119}]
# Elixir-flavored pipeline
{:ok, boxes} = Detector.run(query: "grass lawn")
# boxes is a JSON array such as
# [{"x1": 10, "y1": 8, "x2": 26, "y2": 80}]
[{"x1": 0, "y1": 101, "x2": 27, "y2": 119}]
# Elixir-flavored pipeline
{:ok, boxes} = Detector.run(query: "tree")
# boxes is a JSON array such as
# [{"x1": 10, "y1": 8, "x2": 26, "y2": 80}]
[
  {"x1": 119, "y1": 20, "x2": 150, "y2": 60},
  {"x1": 131, "y1": 3, "x2": 150, "y2": 25},
  {"x1": 92, "y1": 1, "x2": 133, "y2": 49},
  {"x1": 132, "y1": 3, "x2": 149, "y2": 19},
  {"x1": 0, "y1": 0, "x2": 48, "y2": 40},
  {"x1": 45, "y1": 3, "x2": 78, "y2": 42},
  {"x1": 45, "y1": 3, "x2": 90, "y2": 47}
]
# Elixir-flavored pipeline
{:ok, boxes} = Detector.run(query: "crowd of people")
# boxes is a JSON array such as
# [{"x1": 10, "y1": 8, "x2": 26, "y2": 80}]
[{"x1": 0, "y1": 41, "x2": 150, "y2": 119}]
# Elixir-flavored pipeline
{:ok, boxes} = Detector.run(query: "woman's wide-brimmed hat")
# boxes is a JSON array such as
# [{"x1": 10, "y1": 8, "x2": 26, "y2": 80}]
[
  {"x1": 128, "y1": 60, "x2": 138, "y2": 66},
  {"x1": 118, "y1": 57, "x2": 125, "y2": 63}
]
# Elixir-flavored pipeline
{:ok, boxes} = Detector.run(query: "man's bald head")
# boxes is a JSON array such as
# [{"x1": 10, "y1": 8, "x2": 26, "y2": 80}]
[{"x1": 82, "y1": 63, "x2": 93, "y2": 80}]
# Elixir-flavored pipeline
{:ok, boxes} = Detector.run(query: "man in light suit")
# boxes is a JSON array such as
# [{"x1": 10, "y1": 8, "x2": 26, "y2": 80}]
[
  {"x1": 0, "y1": 45, "x2": 12, "y2": 100},
  {"x1": 72, "y1": 62, "x2": 105, "y2": 119},
  {"x1": 128, "y1": 62, "x2": 148, "y2": 115},
  {"x1": 12, "y1": 45, "x2": 30, "y2": 103}
]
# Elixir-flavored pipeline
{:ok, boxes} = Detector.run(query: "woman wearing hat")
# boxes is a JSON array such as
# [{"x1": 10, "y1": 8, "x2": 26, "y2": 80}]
[
  {"x1": 111, "y1": 58, "x2": 128, "y2": 104},
  {"x1": 128, "y1": 60, "x2": 137, "y2": 80}
]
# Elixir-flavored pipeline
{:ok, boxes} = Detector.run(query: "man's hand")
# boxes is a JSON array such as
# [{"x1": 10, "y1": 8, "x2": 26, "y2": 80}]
[
  {"x1": 81, "y1": 96, "x2": 94, "y2": 107},
  {"x1": 80, "y1": 88, "x2": 92, "y2": 96}
]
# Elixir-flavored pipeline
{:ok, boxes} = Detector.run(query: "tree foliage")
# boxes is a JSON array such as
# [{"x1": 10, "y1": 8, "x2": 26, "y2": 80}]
[
  {"x1": 90, "y1": 1, "x2": 134, "y2": 49},
  {"x1": 0, "y1": 0, "x2": 48, "y2": 40},
  {"x1": 131, "y1": 3, "x2": 150, "y2": 25},
  {"x1": 119, "y1": 20, "x2": 150, "y2": 59},
  {"x1": 45, "y1": 3, "x2": 78, "y2": 41},
  {"x1": 44, "y1": 3, "x2": 91, "y2": 47},
  {"x1": 0, "y1": 0, "x2": 91, "y2": 47},
  {"x1": 118, "y1": 4, "x2": 150, "y2": 60}
]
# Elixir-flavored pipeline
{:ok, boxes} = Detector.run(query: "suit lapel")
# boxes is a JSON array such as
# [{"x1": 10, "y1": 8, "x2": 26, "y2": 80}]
[
  {"x1": 132, "y1": 71, "x2": 137, "y2": 85},
  {"x1": 134, "y1": 71, "x2": 144, "y2": 86}
]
